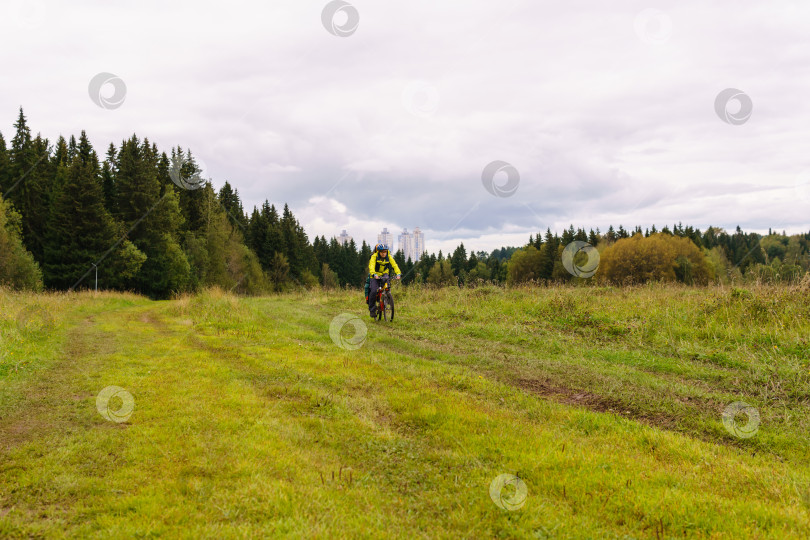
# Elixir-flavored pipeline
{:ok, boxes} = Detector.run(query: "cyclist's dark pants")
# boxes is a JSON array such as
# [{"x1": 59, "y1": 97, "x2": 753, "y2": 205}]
[{"x1": 368, "y1": 278, "x2": 382, "y2": 313}]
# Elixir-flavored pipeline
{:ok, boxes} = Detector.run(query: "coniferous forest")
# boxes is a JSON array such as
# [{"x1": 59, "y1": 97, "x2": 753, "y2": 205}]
[{"x1": 1, "y1": 109, "x2": 809, "y2": 296}]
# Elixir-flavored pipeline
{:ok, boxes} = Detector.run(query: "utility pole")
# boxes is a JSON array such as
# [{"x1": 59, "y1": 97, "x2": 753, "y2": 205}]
[{"x1": 92, "y1": 263, "x2": 98, "y2": 292}]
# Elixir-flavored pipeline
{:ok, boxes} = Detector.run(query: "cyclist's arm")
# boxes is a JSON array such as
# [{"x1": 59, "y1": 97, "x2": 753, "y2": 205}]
[
  {"x1": 368, "y1": 254, "x2": 378, "y2": 276},
  {"x1": 390, "y1": 258, "x2": 402, "y2": 276}
]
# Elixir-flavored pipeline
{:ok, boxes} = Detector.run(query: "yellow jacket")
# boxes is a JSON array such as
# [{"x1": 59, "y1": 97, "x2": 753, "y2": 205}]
[{"x1": 368, "y1": 253, "x2": 401, "y2": 276}]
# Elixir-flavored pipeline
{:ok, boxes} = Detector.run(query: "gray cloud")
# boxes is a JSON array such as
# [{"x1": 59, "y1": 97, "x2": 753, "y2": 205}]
[{"x1": 2, "y1": 0, "x2": 810, "y2": 253}]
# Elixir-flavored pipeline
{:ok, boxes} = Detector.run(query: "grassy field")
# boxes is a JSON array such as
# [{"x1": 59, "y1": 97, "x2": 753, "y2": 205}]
[{"x1": 1, "y1": 283, "x2": 809, "y2": 538}]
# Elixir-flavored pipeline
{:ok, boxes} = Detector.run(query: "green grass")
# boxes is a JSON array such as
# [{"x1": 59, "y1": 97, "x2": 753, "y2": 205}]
[{"x1": 1, "y1": 284, "x2": 809, "y2": 538}]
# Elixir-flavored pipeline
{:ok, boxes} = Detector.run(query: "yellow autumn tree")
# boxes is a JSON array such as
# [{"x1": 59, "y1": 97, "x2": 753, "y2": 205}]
[
  {"x1": 599, "y1": 233, "x2": 713, "y2": 285},
  {"x1": 506, "y1": 245, "x2": 544, "y2": 285}
]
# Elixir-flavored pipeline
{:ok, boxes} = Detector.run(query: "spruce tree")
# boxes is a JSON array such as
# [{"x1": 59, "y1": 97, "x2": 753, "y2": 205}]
[
  {"x1": 8, "y1": 109, "x2": 33, "y2": 189},
  {"x1": 101, "y1": 143, "x2": 118, "y2": 213},
  {"x1": 280, "y1": 204, "x2": 302, "y2": 277},
  {"x1": 539, "y1": 228, "x2": 557, "y2": 279},
  {"x1": 114, "y1": 136, "x2": 189, "y2": 297},
  {"x1": 467, "y1": 251, "x2": 479, "y2": 272},
  {"x1": 393, "y1": 249, "x2": 406, "y2": 275},
  {"x1": 312, "y1": 235, "x2": 329, "y2": 277},
  {"x1": 219, "y1": 181, "x2": 246, "y2": 229},
  {"x1": 342, "y1": 239, "x2": 361, "y2": 286},
  {"x1": 262, "y1": 202, "x2": 285, "y2": 269},
  {"x1": 52, "y1": 136, "x2": 68, "y2": 168},
  {"x1": 402, "y1": 257, "x2": 415, "y2": 285},
  {"x1": 42, "y1": 132, "x2": 145, "y2": 290},
  {"x1": 172, "y1": 147, "x2": 207, "y2": 233},
  {"x1": 246, "y1": 206, "x2": 266, "y2": 268},
  {"x1": 358, "y1": 240, "x2": 372, "y2": 282},
  {"x1": 561, "y1": 225, "x2": 575, "y2": 244},
  {"x1": 450, "y1": 243, "x2": 467, "y2": 275},
  {"x1": 327, "y1": 237, "x2": 342, "y2": 280},
  {"x1": 8, "y1": 109, "x2": 51, "y2": 263}
]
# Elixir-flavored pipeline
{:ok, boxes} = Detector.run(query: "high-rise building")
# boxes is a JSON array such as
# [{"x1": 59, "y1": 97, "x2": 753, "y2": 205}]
[
  {"x1": 412, "y1": 227, "x2": 424, "y2": 262},
  {"x1": 336, "y1": 230, "x2": 352, "y2": 246},
  {"x1": 398, "y1": 229, "x2": 414, "y2": 262},
  {"x1": 375, "y1": 227, "x2": 423, "y2": 261},
  {"x1": 377, "y1": 228, "x2": 393, "y2": 249}
]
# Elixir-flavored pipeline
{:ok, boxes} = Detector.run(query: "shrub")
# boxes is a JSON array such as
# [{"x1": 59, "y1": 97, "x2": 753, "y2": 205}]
[{"x1": 0, "y1": 194, "x2": 43, "y2": 291}]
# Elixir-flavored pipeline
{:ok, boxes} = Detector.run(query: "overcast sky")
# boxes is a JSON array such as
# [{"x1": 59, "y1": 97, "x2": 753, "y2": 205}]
[{"x1": 3, "y1": 0, "x2": 810, "y2": 254}]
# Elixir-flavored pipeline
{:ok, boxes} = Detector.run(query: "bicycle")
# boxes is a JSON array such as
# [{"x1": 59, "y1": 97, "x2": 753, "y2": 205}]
[{"x1": 373, "y1": 274, "x2": 398, "y2": 322}]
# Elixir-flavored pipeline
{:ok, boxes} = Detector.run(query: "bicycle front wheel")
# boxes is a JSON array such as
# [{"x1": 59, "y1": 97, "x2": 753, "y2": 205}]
[{"x1": 383, "y1": 291, "x2": 394, "y2": 322}]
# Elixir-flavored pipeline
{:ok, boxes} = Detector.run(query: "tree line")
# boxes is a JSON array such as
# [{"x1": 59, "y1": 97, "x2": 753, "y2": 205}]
[
  {"x1": 505, "y1": 224, "x2": 810, "y2": 285},
  {"x1": 2, "y1": 109, "x2": 808, "y2": 294}
]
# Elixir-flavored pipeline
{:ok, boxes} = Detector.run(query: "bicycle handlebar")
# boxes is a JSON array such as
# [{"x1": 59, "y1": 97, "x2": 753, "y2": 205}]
[{"x1": 373, "y1": 273, "x2": 400, "y2": 280}]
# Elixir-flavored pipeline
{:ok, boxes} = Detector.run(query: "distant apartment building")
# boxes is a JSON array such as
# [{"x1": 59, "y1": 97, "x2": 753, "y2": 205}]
[
  {"x1": 398, "y1": 229, "x2": 414, "y2": 262},
  {"x1": 336, "y1": 229, "x2": 352, "y2": 246},
  {"x1": 377, "y1": 228, "x2": 394, "y2": 249},
  {"x1": 385, "y1": 227, "x2": 424, "y2": 262},
  {"x1": 412, "y1": 227, "x2": 424, "y2": 262}
]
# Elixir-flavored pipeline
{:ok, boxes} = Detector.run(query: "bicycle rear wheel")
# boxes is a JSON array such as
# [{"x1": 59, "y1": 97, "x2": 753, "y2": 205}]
[{"x1": 383, "y1": 291, "x2": 394, "y2": 321}]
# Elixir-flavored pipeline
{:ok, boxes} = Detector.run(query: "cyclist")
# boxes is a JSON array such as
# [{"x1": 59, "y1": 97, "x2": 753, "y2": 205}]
[{"x1": 368, "y1": 243, "x2": 401, "y2": 317}]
